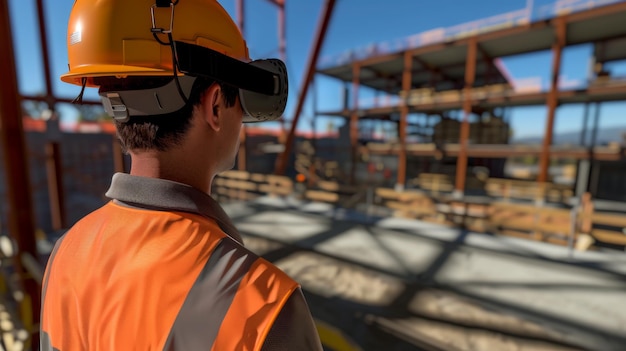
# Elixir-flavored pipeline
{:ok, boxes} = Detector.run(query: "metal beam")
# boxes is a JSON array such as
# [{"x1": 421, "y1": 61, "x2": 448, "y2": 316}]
[
  {"x1": 580, "y1": 102, "x2": 590, "y2": 146},
  {"x1": 236, "y1": 0, "x2": 247, "y2": 171},
  {"x1": 454, "y1": 37, "x2": 477, "y2": 196},
  {"x1": 538, "y1": 17, "x2": 566, "y2": 183},
  {"x1": 590, "y1": 102, "x2": 601, "y2": 148},
  {"x1": 46, "y1": 142, "x2": 66, "y2": 230},
  {"x1": 0, "y1": 0, "x2": 40, "y2": 346},
  {"x1": 263, "y1": 0, "x2": 284, "y2": 7},
  {"x1": 236, "y1": 0, "x2": 245, "y2": 34},
  {"x1": 275, "y1": 0, "x2": 336, "y2": 175},
  {"x1": 328, "y1": 1, "x2": 626, "y2": 76},
  {"x1": 350, "y1": 63, "x2": 360, "y2": 184},
  {"x1": 365, "y1": 144, "x2": 624, "y2": 161},
  {"x1": 397, "y1": 51, "x2": 413, "y2": 190},
  {"x1": 318, "y1": 79, "x2": 626, "y2": 120},
  {"x1": 361, "y1": 66, "x2": 402, "y2": 88},
  {"x1": 36, "y1": 0, "x2": 54, "y2": 109},
  {"x1": 278, "y1": 0, "x2": 286, "y2": 61},
  {"x1": 412, "y1": 56, "x2": 457, "y2": 85}
]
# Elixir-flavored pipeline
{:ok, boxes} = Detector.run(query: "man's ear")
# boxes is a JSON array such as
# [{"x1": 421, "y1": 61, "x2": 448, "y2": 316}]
[{"x1": 202, "y1": 83, "x2": 222, "y2": 132}]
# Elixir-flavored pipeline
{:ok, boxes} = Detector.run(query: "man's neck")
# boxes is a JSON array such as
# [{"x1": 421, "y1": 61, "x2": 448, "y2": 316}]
[{"x1": 129, "y1": 150, "x2": 215, "y2": 194}]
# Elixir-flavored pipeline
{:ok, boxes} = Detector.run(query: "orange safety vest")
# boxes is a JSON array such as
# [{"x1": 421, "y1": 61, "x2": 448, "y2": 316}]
[{"x1": 41, "y1": 173, "x2": 322, "y2": 350}]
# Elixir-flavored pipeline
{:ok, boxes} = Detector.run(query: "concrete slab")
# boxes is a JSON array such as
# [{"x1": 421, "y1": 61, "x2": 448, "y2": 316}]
[{"x1": 223, "y1": 196, "x2": 626, "y2": 351}]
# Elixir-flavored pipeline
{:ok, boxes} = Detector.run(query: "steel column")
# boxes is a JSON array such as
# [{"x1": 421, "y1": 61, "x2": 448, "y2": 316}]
[
  {"x1": 236, "y1": 0, "x2": 247, "y2": 171},
  {"x1": 46, "y1": 142, "x2": 66, "y2": 230},
  {"x1": 0, "y1": 1, "x2": 41, "y2": 347},
  {"x1": 454, "y1": 37, "x2": 477, "y2": 196},
  {"x1": 308, "y1": 77, "x2": 318, "y2": 186},
  {"x1": 538, "y1": 18, "x2": 566, "y2": 183},
  {"x1": 590, "y1": 102, "x2": 601, "y2": 148},
  {"x1": 35, "y1": 0, "x2": 54, "y2": 109},
  {"x1": 278, "y1": 0, "x2": 286, "y2": 61},
  {"x1": 350, "y1": 63, "x2": 360, "y2": 184},
  {"x1": 275, "y1": 0, "x2": 336, "y2": 175},
  {"x1": 236, "y1": 0, "x2": 245, "y2": 34},
  {"x1": 580, "y1": 102, "x2": 590, "y2": 146},
  {"x1": 397, "y1": 51, "x2": 413, "y2": 190}
]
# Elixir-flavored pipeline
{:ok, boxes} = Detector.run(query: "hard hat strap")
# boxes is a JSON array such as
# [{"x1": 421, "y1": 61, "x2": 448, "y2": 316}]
[
  {"x1": 150, "y1": 3, "x2": 175, "y2": 34},
  {"x1": 149, "y1": 0, "x2": 189, "y2": 106}
]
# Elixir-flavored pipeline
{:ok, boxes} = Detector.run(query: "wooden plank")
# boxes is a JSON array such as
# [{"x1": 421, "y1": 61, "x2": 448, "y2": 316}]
[
  {"x1": 224, "y1": 179, "x2": 257, "y2": 191},
  {"x1": 375, "y1": 188, "x2": 402, "y2": 199},
  {"x1": 250, "y1": 173, "x2": 266, "y2": 182},
  {"x1": 258, "y1": 183, "x2": 293, "y2": 196},
  {"x1": 317, "y1": 180, "x2": 357, "y2": 193},
  {"x1": 398, "y1": 191, "x2": 429, "y2": 202},
  {"x1": 317, "y1": 181, "x2": 340, "y2": 191},
  {"x1": 591, "y1": 213, "x2": 626, "y2": 228},
  {"x1": 305, "y1": 190, "x2": 339, "y2": 203},
  {"x1": 266, "y1": 175, "x2": 293, "y2": 187},
  {"x1": 591, "y1": 229, "x2": 626, "y2": 245},
  {"x1": 220, "y1": 170, "x2": 250, "y2": 180},
  {"x1": 492, "y1": 219, "x2": 537, "y2": 231},
  {"x1": 385, "y1": 201, "x2": 437, "y2": 215},
  {"x1": 536, "y1": 222, "x2": 570, "y2": 235},
  {"x1": 491, "y1": 202, "x2": 540, "y2": 214}
]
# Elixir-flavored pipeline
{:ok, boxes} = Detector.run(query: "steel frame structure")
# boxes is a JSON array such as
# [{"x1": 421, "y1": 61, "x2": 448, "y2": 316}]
[
  {"x1": 237, "y1": 0, "x2": 287, "y2": 172},
  {"x1": 303, "y1": 1, "x2": 626, "y2": 194}
]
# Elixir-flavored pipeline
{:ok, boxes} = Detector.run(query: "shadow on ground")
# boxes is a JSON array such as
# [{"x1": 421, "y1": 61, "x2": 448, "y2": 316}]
[{"x1": 225, "y1": 198, "x2": 626, "y2": 351}]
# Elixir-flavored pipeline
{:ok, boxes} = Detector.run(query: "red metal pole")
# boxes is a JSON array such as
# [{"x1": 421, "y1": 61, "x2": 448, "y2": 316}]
[
  {"x1": 278, "y1": 1, "x2": 286, "y2": 62},
  {"x1": 275, "y1": 0, "x2": 337, "y2": 175},
  {"x1": 236, "y1": 0, "x2": 245, "y2": 34},
  {"x1": 236, "y1": 0, "x2": 247, "y2": 171},
  {"x1": 397, "y1": 51, "x2": 413, "y2": 190},
  {"x1": 538, "y1": 18, "x2": 566, "y2": 183},
  {"x1": 35, "y1": 0, "x2": 55, "y2": 109},
  {"x1": 46, "y1": 142, "x2": 66, "y2": 230},
  {"x1": 276, "y1": 0, "x2": 287, "y2": 151},
  {"x1": 350, "y1": 63, "x2": 360, "y2": 184},
  {"x1": 454, "y1": 37, "x2": 477, "y2": 196},
  {"x1": 0, "y1": 0, "x2": 41, "y2": 347}
]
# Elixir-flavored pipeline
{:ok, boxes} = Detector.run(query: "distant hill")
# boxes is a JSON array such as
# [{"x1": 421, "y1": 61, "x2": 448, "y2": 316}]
[{"x1": 513, "y1": 126, "x2": 626, "y2": 145}]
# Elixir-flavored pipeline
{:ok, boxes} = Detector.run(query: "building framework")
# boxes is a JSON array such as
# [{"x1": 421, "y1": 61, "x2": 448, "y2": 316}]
[{"x1": 279, "y1": 0, "x2": 626, "y2": 199}]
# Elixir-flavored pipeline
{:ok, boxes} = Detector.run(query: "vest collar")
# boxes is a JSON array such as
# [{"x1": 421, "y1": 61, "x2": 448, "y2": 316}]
[{"x1": 105, "y1": 173, "x2": 242, "y2": 244}]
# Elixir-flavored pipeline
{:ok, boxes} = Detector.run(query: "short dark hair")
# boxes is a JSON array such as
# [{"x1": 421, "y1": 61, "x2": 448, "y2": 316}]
[{"x1": 97, "y1": 76, "x2": 238, "y2": 152}]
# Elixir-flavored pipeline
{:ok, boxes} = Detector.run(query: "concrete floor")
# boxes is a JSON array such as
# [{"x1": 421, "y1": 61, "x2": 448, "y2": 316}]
[{"x1": 223, "y1": 196, "x2": 626, "y2": 351}]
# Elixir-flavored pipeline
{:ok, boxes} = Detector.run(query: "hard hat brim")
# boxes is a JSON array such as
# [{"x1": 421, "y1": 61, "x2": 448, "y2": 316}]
[{"x1": 61, "y1": 64, "x2": 173, "y2": 87}]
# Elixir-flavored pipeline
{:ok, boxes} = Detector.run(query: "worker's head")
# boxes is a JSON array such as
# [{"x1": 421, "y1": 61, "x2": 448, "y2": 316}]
[{"x1": 61, "y1": 0, "x2": 288, "y2": 170}]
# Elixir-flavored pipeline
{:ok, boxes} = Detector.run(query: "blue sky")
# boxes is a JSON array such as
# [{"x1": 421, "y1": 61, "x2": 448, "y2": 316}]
[{"x1": 8, "y1": 0, "x2": 626, "y2": 140}]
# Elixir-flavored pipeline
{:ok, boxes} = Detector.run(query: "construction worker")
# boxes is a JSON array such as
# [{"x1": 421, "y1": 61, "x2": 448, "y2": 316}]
[{"x1": 40, "y1": 0, "x2": 322, "y2": 350}]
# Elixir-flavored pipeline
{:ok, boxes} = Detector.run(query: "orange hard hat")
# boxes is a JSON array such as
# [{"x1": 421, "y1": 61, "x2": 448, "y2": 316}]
[{"x1": 61, "y1": 0, "x2": 250, "y2": 87}]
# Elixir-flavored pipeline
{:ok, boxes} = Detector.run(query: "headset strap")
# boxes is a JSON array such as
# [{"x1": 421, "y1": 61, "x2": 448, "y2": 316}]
[{"x1": 175, "y1": 41, "x2": 279, "y2": 96}]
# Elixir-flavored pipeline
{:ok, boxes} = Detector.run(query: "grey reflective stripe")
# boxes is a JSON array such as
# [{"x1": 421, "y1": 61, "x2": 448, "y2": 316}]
[
  {"x1": 40, "y1": 234, "x2": 67, "y2": 351},
  {"x1": 40, "y1": 331, "x2": 60, "y2": 351},
  {"x1": 163, "y1": 237, "x2": 257, "y2": 350}
]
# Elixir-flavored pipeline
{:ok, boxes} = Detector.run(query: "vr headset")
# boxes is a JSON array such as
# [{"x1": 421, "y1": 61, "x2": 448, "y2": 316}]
[{"x1": 100, "y1": 41, "x2": 288, "y2": 123}]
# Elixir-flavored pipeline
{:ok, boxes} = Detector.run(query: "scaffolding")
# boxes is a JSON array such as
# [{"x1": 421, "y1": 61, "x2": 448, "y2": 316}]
[{"x1": 294, "y1": 0, "x2": 626, "y2": 197}]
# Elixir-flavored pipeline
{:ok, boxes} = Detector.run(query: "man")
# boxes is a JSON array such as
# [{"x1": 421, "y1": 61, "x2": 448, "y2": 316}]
[{"x1": 40, "y1": 0, "x2": 322, "y2": 350}]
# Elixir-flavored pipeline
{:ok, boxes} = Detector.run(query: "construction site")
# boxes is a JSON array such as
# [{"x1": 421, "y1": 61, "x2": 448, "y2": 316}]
[{"x1": 1, "y1": 0, "x2": 626, "y2": 350}]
